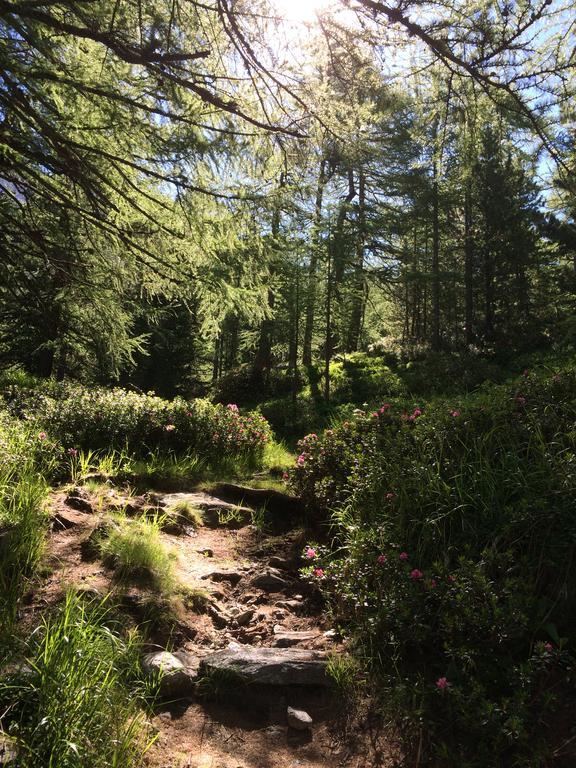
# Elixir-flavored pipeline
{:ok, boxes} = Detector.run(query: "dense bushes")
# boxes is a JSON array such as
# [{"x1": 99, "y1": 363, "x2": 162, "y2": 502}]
[
  {"x1": 292, "y1": 366, "x2": 576, "y2": 765},
  {"x1": 2, "y1": 380, "x2": 272, "y2": 465}
]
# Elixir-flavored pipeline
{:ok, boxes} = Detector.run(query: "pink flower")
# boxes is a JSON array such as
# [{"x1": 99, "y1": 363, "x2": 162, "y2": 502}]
[
  {"x1": 436, "y1": 677, "x2": 451, "y2": 691},
  {"x1": 544, "y1": 642, "x2": 553, "y2": 652},
  {"x1": 379, "y1": 404, "x2": 391, "y2": 414},
  {"x1": 371, "y1": 412, "x2": 379, "y2": 418},
  {"x1": 430, "y1": 579, "x2": 437, "y2": 588},
  {"x1": 410, "y1": 568, "x2": 424, "y2": 580},
  {"x1": 399, "y1": 552, "x2": 409, "y2": 561},
  {"x1": 447, "y1": 575, "x2": 456, "y2": 583},
  {"x1": 297, "y1": 453, "x2": 306, "y2": 466},
  {"x1": 385, "y1": 492, "x2": 395, "y2": 501},
  {"x1": 67, "y1": 448, "x2": 78, "y2": 457},
  {"x1": 313, "y1": 568, "x2": 324, "y2": 577},
  {"x1": 377, "y1": 554, "x2": 387, "y2": 565},
  {"x1": 450, "y1": 409, "x2": 460, "y2": 418},
  {"x1": 305, "y1": 547, "x2": 317, "y2": 559},
  {"x1": 38, "y1": 431, "x2": 47, "y2": 441},
  {"x1": 412, "y1": 408, "x2": 422, "y2": 418},
  {"x1": 227, "y1": 404, "x2": 239, "y2": 412},
  {"x1": 282, "y1": 472, "x2": 289, "y2": 482}
]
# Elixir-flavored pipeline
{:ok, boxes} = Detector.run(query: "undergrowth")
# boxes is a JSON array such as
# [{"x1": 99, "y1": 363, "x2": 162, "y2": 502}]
[
  {"x1": 0, "y1": 593, "x2": 153, "y2": 768},
  {"x1": 295, "y1": 364, "x2": 576, "y2": 766}
]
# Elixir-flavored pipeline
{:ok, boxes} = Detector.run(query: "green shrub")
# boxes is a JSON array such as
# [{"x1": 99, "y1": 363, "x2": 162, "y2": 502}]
[
  {"x1": 3, "y1": 382, "x2": 272, "y2": 466},
  {"x1": 293, "y1": 366, "x2": 576, "y2": 765}
]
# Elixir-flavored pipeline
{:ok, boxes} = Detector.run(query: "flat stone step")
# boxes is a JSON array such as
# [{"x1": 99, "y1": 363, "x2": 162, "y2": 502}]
[
  {"x1": 161, "y1": 492, "x2": 253, "y2": 528},
  {"x1": 199, "y1": 643, "x2": 329, "y2": 686},
  {"x1": 207, "y1": 484, "x2": 304, "y2": 516},
  {"x1": 272, "y1": 628, "x2": 320, "y2": 648}
]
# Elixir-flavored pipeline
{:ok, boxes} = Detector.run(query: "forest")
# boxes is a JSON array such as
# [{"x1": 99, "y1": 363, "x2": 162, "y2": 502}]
[{"x1": 0, "y1": 0, "x2": 575, "y2": 766}]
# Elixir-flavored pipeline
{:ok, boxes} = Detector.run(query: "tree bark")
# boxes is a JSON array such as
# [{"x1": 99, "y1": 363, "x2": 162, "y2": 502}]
[
  {"x1": 431, "y1": 158, "x2": 441, "y2": 351},
  {"x1": 347, "y1": 167, "x2": 366, "y2": 351},
  {"x1": 303, "y1": 159, "x2": 328, "y2": 366},
  {"x1": 464, "y1": 176, "x2": 474, "y2": 345}
]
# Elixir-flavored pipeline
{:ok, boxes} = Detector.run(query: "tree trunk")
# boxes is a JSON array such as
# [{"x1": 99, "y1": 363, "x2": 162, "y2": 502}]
[
  {"x1": 330, "y1": 167, "x2": 356, "y2": 355},
  {"x1": 431, "y1": 159, "x2": 441, "y2": 351},
  {"x1": 464, "y1": 177, "x2": 474, "y2": 345},
  {"x1": 253, "y1": 172, "x2": 285, "y2": 385},
  {"x1": 303, "y1": 159, "x2": 328, "y2": 367},
  {"x1": 347, "y1": 167, "x2": 366, "y2": 351}
]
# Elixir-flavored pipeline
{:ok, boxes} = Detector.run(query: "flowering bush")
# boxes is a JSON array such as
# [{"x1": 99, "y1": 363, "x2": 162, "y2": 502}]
[
  {"x1": 289, "y1": 366, "x2": 576, "y2": 765},
  {"x1": 3, "y1": 383, "x2": 272, "y2": 464},
  {"x1": 322, "y1": 536, "x2": 575, "y2": 765}
]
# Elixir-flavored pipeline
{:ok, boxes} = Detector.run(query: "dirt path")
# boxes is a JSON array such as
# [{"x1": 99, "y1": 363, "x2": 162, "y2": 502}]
[{"x1": 28, "y1": 484, "x2": 397, "y2": 768}]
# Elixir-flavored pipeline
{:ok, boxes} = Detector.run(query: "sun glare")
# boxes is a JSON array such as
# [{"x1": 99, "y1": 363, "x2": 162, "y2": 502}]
[{"x1": 273, "y1": 0, "x2": 330, "y2": 23}]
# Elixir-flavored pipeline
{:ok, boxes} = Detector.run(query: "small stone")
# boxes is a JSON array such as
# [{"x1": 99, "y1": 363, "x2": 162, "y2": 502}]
[
  {"x1": 65, "y1": 489, "x2": 93, "y2": 514},
  {"x1": 141, "y1": 651, "x2": 196, "y2": 699},
  {"x1": 251, "y1": 569, "x2": 291, "y2": 592},
  {"x1": 51, "y1": 510, "x2": 81, "y2": 530},
  {"x1": 287, "y1": 706, "x2": 313, "y2": 731},
  {"x1": 0, "y1": 734, "x2": 17, "y2": 765},
  {"x1": 273, "y1": 629, "x2": 320, "y2": 648},
  {"x1": 208, "y1": 604, "x2": 229, "y2": 629},
  {"x1": 235, "y1": 609, "x2": 255, "y2": 627},
  {"x1": 202, "y1": 571, "x2": 243, "y2": 585},
  {"x1": 268, "y1": 556, "x2": 293, "y2": 571},
  {"x1": 75, "y1": 586, "x2": 103, "y2": 601},
  {"x1": 198, "y1": 548, "x2": 214, "y2": 558},
  {"x1": 80, "y1": 520, "x2": 119, "y2": 561},
  {"x1": 274, "y1": 599, "x2": 303, "y2": 613}
]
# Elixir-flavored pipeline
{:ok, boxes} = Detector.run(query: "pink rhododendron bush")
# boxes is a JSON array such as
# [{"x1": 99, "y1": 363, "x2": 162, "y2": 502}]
[
  {"x1": 3, "y1": 382, "x2": 271, "y2": 465},
  {"x1": 291, "y1": 367, "x2": 576, "y2": 766}
]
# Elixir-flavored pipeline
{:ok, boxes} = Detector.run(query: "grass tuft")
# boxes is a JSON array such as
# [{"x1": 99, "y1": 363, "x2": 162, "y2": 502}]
[{"x1": 99, "y1": 516, "x2": 176, "y2": 593}]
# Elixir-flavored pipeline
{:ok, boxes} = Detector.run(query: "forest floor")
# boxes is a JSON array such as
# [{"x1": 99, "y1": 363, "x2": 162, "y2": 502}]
[{"x1": 19, "y1": 482, "x2": 399, "y2": 768}]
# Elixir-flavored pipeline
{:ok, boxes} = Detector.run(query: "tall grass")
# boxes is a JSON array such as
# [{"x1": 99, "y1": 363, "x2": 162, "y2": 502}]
[
  {"x1": 0, "y1": 471, "x2": 48, "y2": 633},
  {"x1": 0, "y1": 412, "x2": 50, "y2": 635},
  {"x1": 0, "y1": 593, "x2": 153, "y2": 768}
]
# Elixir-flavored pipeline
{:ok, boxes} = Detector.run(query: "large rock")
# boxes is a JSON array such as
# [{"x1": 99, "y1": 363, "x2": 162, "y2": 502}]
[
  {"x1": 199, "y1": 643, "x2": 329, "y2": 686},
  {"x1": 141, "y1": 651, "x2": 196, "y2": 698},
  {"x1": 161, "y1": 492, "x2": 253, "y2": 529},
  {"x1": 208, "y1": 483, "x2": 305, "y2": 517}
]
